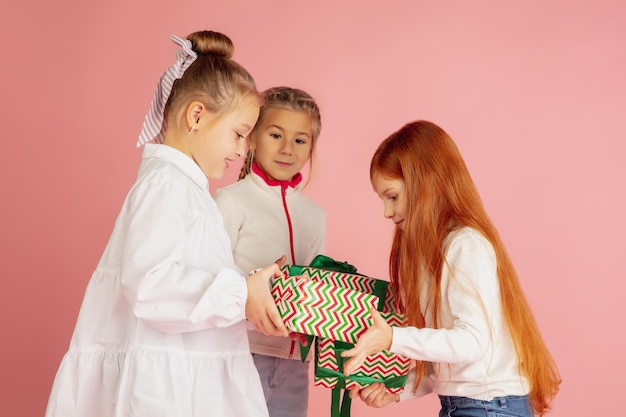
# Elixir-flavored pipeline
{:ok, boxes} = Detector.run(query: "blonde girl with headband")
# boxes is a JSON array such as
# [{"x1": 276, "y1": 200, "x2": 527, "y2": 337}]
[
  {"x1": 44, "y1": 31, "x2": 289, "y2": 417},
  {"x1": 341, "y1": 121, "x2": 560, "y2": 416},
  {"x1": 214, "y1": 87, "x2": 325, "y2": 417}
]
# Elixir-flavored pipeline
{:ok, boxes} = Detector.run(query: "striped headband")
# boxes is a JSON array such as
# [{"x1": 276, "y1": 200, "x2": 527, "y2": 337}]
[{"x1": 136, "y1": 34, "x2": 198, "y2": 147}]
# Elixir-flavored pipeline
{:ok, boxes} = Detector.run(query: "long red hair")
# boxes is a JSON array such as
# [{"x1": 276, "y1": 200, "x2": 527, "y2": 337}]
[{"x1": 370, "y1": 121, "x2": 560, "y2": 415}]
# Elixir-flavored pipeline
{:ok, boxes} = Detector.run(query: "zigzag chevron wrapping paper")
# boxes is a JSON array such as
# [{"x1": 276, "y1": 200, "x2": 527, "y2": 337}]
[
  {"x1": 275, "y1": 264, "x2": 412, "y2": 395},
  {"x1": 294, "y1": 266, "x2": 397, "y2": 314},
  {"x1": 271, "y1": 270, "x2": 379, "y2": 343},
  {"x1": 314, "y1": 312, "x2": 412, "y2": 394}
]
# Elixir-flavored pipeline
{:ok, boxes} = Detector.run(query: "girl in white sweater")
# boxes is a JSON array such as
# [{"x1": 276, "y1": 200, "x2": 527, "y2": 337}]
[
  {"x1": 341, "y1": 120, "x2": 561, "y2": 416},
  {"x1": 214, "y1": 87, "x2": 326, "y2": 417}
]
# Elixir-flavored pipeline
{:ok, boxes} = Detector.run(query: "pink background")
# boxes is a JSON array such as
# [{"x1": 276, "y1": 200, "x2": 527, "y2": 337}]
[{"x1": 1, "y1": 1, "x2": 624, "y2": 416}]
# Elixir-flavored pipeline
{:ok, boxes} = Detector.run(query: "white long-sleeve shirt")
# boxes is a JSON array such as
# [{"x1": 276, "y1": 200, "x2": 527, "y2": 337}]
[
  {"x1": 45, "y1": 144, "x2": 268, "y2": 417},
  {"x1": 395, "y1": 227, "x2": 530, "y2": 401},
  {"x1": 214, "y1": 168, "x2": 326, "y2": 359}
]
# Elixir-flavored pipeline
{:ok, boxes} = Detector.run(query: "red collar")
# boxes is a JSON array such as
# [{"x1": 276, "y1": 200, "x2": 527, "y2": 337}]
[{"x1": 252, "y1": 162, "x2": 302, "y2": 189}]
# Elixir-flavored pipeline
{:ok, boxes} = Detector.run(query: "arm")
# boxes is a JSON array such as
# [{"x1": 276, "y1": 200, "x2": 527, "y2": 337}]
[
  {"x1": 215, "y1": 187, "x2": 291, "y2": 335},
  {"x1": 343, "y1": 231, "x2": 498, "y2": 367},
  {"x1": 119, "y1": 177, "x2": 247, "y2": 334},
  {"x1": 390, "y1": 232, "x2": 499, "y2": 363}
]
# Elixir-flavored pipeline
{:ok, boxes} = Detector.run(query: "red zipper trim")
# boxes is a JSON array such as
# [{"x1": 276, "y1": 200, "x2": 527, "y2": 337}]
[
  {"x1": 288, "y1": 340, "x2": 296, "y2": 359},
  {"x1": 281, "y1": 185, "x2": 296, "y2": 265},
  {"x1": 251, "y1": 162, "x2": 300, "y2": 265}
]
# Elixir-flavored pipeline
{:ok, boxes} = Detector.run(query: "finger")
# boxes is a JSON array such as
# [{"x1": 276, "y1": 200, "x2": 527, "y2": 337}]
[
  {"x1": 370, "y1": 385, "x2": 388, "y2": 407},
  {"x1": 274, "y1": 255, "x2": 287, "y2": 268},
  {"x1": 272, "y1": 265, "x2": 286, "y2": 278},
  {"x1": 370, "y1": 307, "x2": 381, "y2": 321},
  {"x1": 266, "y1": 304, "x2": 288, "y2": 336},
  {"x1": 361, "y1": 383, "x2": 385, "y2": 406},
  {"x1": 348, "y1": 387, "x2": 362, "y2": 399},
  {"x1": 343, "y1": 354, "x2": 365, "y2": 376},
  {"x1": 359, "y1": 383, "x2": 381, "y2": 400},
  {"x1": 254, "y1": 318, "x2": 267, "y2": 335},
  {"x1": 260, "y1": 316, "x2": 280, "y2": 336},
  {"x1": 340, "y1": 346, "x2": 358, "y2": 358},
  {"x1": 293, "y1": 274, "x2": 309, "y2": 282}
]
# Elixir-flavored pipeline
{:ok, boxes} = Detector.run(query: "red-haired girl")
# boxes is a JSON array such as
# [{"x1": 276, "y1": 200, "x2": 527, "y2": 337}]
[{"x1": 342, "y1": 120, "x2": 560, "y2": 417}]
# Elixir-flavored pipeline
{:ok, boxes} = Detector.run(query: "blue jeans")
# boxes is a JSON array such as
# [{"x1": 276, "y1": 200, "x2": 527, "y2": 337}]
[
  {"x1": 439, "y1": 395, "x2": 534, "y2": 417},
  {"x1": 252, "y1": 353, "x2": 309, "y2": 417}
]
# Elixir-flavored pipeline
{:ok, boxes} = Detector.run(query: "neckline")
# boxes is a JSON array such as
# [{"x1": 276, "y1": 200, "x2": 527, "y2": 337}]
[{"x1": 251, "y1": 161, "x2": 302, "y2": 189}]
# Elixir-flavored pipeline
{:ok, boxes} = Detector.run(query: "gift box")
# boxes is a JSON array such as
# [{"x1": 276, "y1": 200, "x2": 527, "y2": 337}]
[
  {"x1": 277, "y1": 257, "x2": 412, "y2": 417},
  {"x1": 278, "y1": 260, "x2": 411, "y2": 393},
  {"x1": 314, "y1": 312, "x2": 411, "y2": 395},
  {"x1": 271, "y1": 269, "x2": 379, "y2": 343},
  {"x1": 286, "y1": 264, "x2": 396, "y2": 314}
]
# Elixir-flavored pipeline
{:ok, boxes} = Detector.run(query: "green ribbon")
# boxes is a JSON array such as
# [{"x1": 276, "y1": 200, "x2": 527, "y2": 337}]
[
  {"x1": 315, "y1": 344, "x2": 408, "y2": 389},
  {"x1": 309, "y1": 254, "x2": 358, "y2": 274},
  {"x1": 297, "y1": 255, "x2": 362, "y2": 361},
  {"x1": 314, "y1": 342, "x2": 406, "y2": 417},
  {"x1": 290, "y1": 254, "x2": 399, "y2": 417}
]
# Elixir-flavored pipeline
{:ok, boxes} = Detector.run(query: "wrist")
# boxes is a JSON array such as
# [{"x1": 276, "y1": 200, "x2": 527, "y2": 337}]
[{"x1": 386, "y1": 325, "x2": 394, "y2": 350}]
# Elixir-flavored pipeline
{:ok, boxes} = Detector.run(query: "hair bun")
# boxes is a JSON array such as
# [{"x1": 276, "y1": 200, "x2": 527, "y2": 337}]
[{"x1": 187, "y1": 30, "x2": 234, "y2": 59}]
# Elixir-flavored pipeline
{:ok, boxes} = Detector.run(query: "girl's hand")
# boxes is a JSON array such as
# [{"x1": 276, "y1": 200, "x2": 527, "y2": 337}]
[
  {"x1": 274, "y1": 255, "x2": 287, "y2": 268},
  {"x1": 348, "y1": 383, "x2": 399, "y2": 408},
  {"x1": 340, "y1": 308, "x2": 392, "y2": 375},
  {"x1": 245, "y1": 262, "x2": 289, "y2": 337}
]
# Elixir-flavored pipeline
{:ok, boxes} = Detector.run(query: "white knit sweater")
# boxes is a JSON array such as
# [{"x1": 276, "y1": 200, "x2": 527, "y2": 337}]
[
  {"x1": 395, "y1": 227, "x2": 530, "y2": 401},
  {"x1": 214, "y1": 170, "x2": 326, "y2": 358}
]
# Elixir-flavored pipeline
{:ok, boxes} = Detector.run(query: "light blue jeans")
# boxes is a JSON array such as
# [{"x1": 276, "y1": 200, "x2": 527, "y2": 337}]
[
  {"x1": 252, "y1": 353, "x2": 309, "y2": 417},
  {"x1": 439, "y1": 395, "x2": 534, "y2": 417}
]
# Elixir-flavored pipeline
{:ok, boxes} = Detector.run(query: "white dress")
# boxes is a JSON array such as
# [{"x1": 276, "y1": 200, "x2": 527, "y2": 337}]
[{"x1": 45, "y1": 144, "x2": 268, "y2": 417}]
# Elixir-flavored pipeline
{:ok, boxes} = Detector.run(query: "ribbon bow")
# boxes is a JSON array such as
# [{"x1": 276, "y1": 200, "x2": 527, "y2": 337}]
[{"x1": 136, "y1": 34, "x2": 198, "y2": 147}]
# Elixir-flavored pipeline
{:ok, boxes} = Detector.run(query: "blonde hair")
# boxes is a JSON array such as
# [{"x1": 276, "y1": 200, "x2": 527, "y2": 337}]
[
  {"x1": 370, "y1": 120, "x2": 561, "y2": 416},
  {"x1": 164, "y1": 30, "x2": 260, "y2": 132},
  {"x1": 238, "y1": 86, "x2": 321, "y2": 180}
]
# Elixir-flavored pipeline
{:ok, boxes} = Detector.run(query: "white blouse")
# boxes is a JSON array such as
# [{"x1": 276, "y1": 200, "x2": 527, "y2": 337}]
[{"x1": 45, "y1": 144, "x2": 268, "y2": 417}]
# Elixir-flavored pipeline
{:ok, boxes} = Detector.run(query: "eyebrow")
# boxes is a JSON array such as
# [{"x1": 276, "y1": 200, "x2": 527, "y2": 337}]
[
  {"x1": 267, "y1": 124, "x2": 311, "y2": 138},
  {"x1": 376, "y1": 188, "x2": 394, "y2": 198}
]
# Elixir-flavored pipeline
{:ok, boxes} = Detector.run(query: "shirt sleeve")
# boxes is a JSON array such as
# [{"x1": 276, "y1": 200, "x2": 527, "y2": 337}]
[
  {"x1": 389, "y1": 231, "x2": 499, "y2": 364},
  {"x1": 119, "y1": 176, "x2": 247, "y2": 334}
]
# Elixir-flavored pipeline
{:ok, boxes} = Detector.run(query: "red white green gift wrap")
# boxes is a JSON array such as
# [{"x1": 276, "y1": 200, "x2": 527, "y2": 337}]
[
  {"x1": 314, "y1": 313, "x2": 411, "y2": 395},
  {"x1": 274, "y1": 264, "x2": 411, "y2": 394},
  {"x1": 271, "y1": 267, "x2": 379, "y2": 343}
]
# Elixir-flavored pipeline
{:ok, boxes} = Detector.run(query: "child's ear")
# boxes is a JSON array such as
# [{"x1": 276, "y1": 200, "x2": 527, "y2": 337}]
[{"x1": 186, "y1": 101, "x2": 205, "y2": 128}]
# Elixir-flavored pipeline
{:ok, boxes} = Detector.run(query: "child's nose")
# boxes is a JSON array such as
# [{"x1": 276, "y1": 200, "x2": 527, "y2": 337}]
[
  {"x1": 280, "y1": 141, "x2": 293, "y2": 155},
  {"x1": 383, "y1": 205, "x2": 394, "y2": 219}
]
